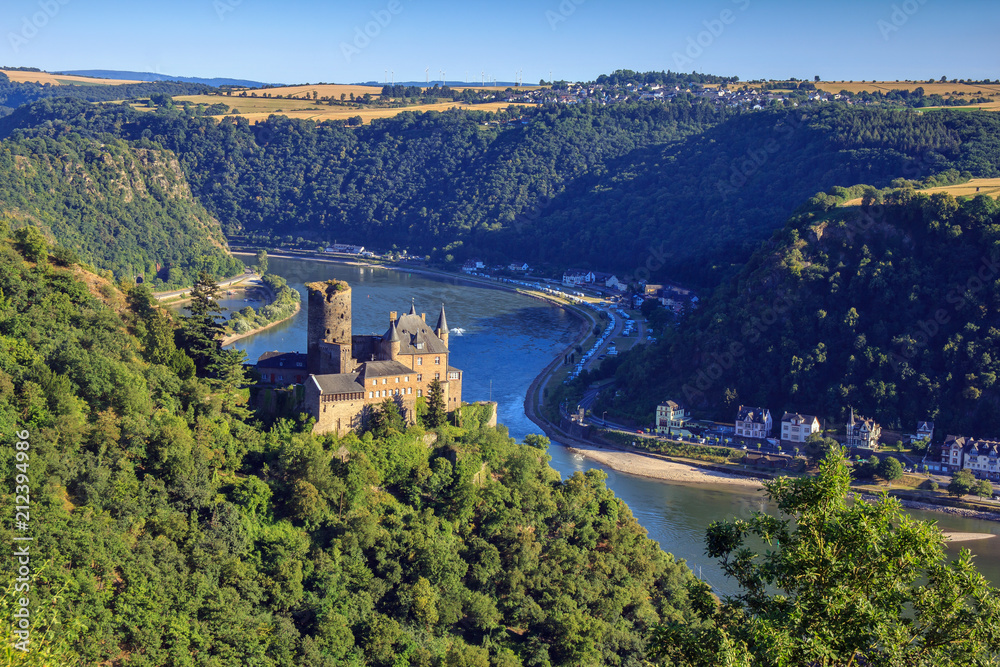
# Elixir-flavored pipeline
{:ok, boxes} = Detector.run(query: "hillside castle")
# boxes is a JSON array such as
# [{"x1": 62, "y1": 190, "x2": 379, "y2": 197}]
[{"x1": 300, "y1": 280, "x2": 462, "y2": 436}]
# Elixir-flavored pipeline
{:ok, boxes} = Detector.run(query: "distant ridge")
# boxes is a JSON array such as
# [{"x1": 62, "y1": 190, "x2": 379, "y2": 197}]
[{"x1": 56, "y1": 69, "x2": 275, "y2": 88}]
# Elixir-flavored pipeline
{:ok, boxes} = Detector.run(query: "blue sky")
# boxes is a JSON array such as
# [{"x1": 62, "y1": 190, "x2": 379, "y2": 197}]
[{"x1": 4, "y1": 0, "x2": 998, "y2": 84}]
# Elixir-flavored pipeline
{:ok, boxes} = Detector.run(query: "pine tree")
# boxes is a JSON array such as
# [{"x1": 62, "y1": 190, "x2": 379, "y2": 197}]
[
  {"x1": 181, "y1": 271, "x2": 226, "y2": 373},
  {"x1": 425, "y1": 379, "x2": 446, "y2": 428}
]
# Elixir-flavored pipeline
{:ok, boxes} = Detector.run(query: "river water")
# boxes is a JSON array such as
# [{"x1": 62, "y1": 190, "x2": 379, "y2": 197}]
[{"x1": 197, "y1": 256, "x2": 1000, "y2": 595}]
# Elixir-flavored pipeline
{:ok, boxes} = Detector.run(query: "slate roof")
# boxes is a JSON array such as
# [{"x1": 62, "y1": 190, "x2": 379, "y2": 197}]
[
  {"x1": 360, "y1": 360, "x2": 414, "y2": 379},
  {"x1": 737, "y1": 406, "x2": 770, "y2": 423},
  {"x1": 782, "y1": 412, "x2": 819, "y2": 423},
  {"x1": 310, "y1": 373, "x2": 363, "y2": 395},
  {"x1": 390, "y1": 312, "x2": 449, "y2": 355},
  {"x1": 256, "y1": 351, "x2": 308, "y2": 369}
]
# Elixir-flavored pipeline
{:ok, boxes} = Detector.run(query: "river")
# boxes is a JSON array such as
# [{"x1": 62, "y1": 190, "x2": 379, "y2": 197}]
[{"x1": 192, "y1": 256, "x2": 1000, "y2": 595}]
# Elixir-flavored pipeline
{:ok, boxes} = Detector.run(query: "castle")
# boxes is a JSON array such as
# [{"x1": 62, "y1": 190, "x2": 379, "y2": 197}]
[{"x1": 298, "y1": 279, "x2": 462, "y2": 436}]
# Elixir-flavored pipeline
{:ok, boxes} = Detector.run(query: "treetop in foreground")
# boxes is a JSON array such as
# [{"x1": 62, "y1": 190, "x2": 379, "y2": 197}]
[{"x1": 653, "y1": 447, "x2": 1000, "y2": 666}]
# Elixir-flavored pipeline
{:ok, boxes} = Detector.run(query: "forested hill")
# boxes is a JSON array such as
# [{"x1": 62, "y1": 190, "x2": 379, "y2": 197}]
[
  {"x1": 0, "y1": 227, "x2": 702, "y2": 665},
  {"x1": 4, "y1": 97, "x2": 1000, "y2": 284},
  {"x1": 604, "y1": 185, "x2": 1000, "y2": 436},
  {"x1": 0, "y1": 134, "x2": 240, "y2": 287},
  {"x1": 0, "y1": 70, "x2": 211, "y2": 116}
]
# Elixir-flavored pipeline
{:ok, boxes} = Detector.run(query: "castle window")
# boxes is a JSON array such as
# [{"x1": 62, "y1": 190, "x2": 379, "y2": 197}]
[
  {"x1": 417, "y1": 374, "x2": 422, "y2": 382},
  {"x1": 382, "y1": 379, "x2": 387, "y2": 384},
  {"x1": 435, "y1": 356, "x2": 441, "y2": 365},
  {"x1": 405, "y1": 376, "x2": 409, "y2": 382},
  {"x1": 417, "y1": 389, "x2": 423, "y2": 397},
  {"x1": 434, "y1": 372, "x2": 440, "y2": 380},
  {"x1": 372, "y1": 380, "x2": 377, "y2": 386},
  {"x1": 369, "y1": 392, "x2": 373, "y2": 398},
  {"x1": 417, "y1": 358, "x2": 423, "y2": 366},
  {"x1": 395, "y1": 377, "x2": 399, "y2": 383},
  {"x1": 417, "y1": 342, "x2": 424, "y2": 350}
]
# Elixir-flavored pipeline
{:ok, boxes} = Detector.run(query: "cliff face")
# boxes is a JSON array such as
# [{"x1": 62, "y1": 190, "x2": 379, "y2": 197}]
[{"x1": 0, "y1": 135, "x2": 239, "y2": 287}]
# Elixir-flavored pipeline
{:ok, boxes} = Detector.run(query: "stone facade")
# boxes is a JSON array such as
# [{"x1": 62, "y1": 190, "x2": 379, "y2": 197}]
[{"x1": 299, "y1": 287, "x2": 462, "y2": 436}]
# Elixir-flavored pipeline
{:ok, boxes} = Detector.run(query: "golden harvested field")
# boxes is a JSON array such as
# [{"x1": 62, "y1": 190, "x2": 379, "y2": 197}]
[
  {"x1": 227, "y1": 83, "x2": 542, "y2": 99},
  {"x1": 171, "y1": 94, "x2": 535, "y2": 125},
  {"x1": 816, "y1": 80, "x2": 1000, "y2": 97},
  {"x1": 921, "y1": 178, "x2": 1000, "y2": 199},
  {"x1": 842, "y1": 178, "x2": 1000, "y2": 206},
  {"x1": 1, "y1": 69, "x2": 142, "y2": 85},
  {"x1": 230, "y1": 84, "x2": 385, "y2": 99}
]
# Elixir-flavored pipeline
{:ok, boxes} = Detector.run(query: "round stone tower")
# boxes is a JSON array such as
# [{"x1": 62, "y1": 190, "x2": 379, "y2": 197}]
[{"x1": 306, "y1": 280, "x2": 352, "y2": 374}]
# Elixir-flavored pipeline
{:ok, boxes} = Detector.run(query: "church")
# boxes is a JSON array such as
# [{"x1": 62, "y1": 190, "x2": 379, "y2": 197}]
[{"x1": 297, "y1": 279, "x2": 462, "y2": 436}]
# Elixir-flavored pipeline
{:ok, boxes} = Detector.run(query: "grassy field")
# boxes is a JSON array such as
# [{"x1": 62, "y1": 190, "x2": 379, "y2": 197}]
[
  {"x1": 1, "y1": 69, "x2": 142, "y2": 85},
  {"x1": 171, "y1": 94, "x2": 535, "y2": 124},
  {"x1": 842, "y1": 178, "x2": 1000, "y2": 206},
  {"x1": 816, "y1": 80, "x2": 1000, "y2": 97}
]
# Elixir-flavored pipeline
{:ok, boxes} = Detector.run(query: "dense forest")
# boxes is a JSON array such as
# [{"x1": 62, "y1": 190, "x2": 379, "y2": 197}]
[
  {"x1": 0, "y1": 228, "x2": 702, "y2": 665},
  {"x1": 4, "y1": 96, "x2": 1000, "y2": 285},
  {"x1": 600, "y1": 184, "x2": 1000, "y2": 436},
  {"x1": 0, "y1": 133, "x2": 240, "y2": 287}
]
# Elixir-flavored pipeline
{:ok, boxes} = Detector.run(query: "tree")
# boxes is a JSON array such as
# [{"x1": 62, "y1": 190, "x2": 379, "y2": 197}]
[
  {"x1": 651, "y1": 447, "x2": 1000, "y2": 666},
  {"x1": 877, "y1": 455, "x2": 903, "y2": 485},
  {"x1": 424, "y1": 379, "x2": 446, "y2": 428},
  {"x1": 13, "y1": 226, "x2": 48, "y2": 263},
  {"x1": 949, "y1": 469, "x2": 977, "y2": 498},
  {"x1": 973, "y1": 478, "x2": 994, "y2": 499},
  {"x1": 181, "y1": 271, "x2": 226, "y2": 373},
  {"x1": 255, "y1": 249, "x2": 268, "y2": 276}
]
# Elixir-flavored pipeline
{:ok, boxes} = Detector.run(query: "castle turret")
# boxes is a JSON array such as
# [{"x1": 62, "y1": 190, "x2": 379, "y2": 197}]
[
  {"x1": 385, "y1": 319, "x2": 400, "y2": 361},
  {"x1": 435, "y1": 303, "x2": 449, "y2": 348},
  {"x1": 307, "y1": 280, "x2": 353, "y2": 374}
]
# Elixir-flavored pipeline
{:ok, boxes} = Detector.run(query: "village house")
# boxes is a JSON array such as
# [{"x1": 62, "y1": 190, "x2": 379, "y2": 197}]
[
  {"x1": 326, "y1": 243, "x2": 365, "y2": 255},
  {"x1": 912, "y1": 420, "x2": 935, "y2": 443},
  {"x1": 655, "y1": 400, "x2": 689, "y2": 434},
  {"x1": 845, "y1": 409, "x2": 881, "y2": 449},
  {"x1": 562, "y1": 269, "x2": 594, "y2": 286},
  {"x1": 735, "y1": 406, "x2": 772, "y2": 439},
  {"x1": 781, "y1": 412, "x2": 821, "y2": 444},
  {"x1": 941, "y1": 435, "x2": 1000, "y2": 480},
  {"x1": 605, "y1": 275, "x2": 627, "y2": 291}
]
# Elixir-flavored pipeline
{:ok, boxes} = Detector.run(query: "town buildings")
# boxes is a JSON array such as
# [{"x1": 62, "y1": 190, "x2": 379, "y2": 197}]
[{"x1": 941, "y1": 435, "x2": 1000, "y2": 480}]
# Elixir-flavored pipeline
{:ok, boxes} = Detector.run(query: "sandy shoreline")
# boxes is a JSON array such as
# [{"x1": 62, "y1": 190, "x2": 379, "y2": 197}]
[{"x1": 567, "y1": 444, "x2": 766, "y2": 489}]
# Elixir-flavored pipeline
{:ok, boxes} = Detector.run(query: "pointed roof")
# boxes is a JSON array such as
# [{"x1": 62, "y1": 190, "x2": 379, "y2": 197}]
[
  {"x1": 435, "y1": 303, "x2": 448, "y2": 333},
  {"x1": 408, "y1": 299, "x2": 417, "y2": 316},
  {"x1": 386, "y1": 319, "x2": 400, "y2": 343}
]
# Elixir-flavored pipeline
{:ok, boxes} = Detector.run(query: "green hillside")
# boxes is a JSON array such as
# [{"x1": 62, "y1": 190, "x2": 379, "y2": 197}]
[
  {"x1": 0, "y1": 134, "x2": 240, "y2": 287},
  {"x1": 602, "y1": 184, "x2": 1000, "y2": 435},
  {"x1": 0, "y1": 229, "x2": 700, "y2": 665}
]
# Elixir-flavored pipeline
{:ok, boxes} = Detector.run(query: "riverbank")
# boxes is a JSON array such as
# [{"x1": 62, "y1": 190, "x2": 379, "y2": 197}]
[
  {"x1": 220, "y1": 299, "x2": 301, "y2": 346},
  {"x1": 567, "y1": 444, "x2": 765, "y2": 489}
]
